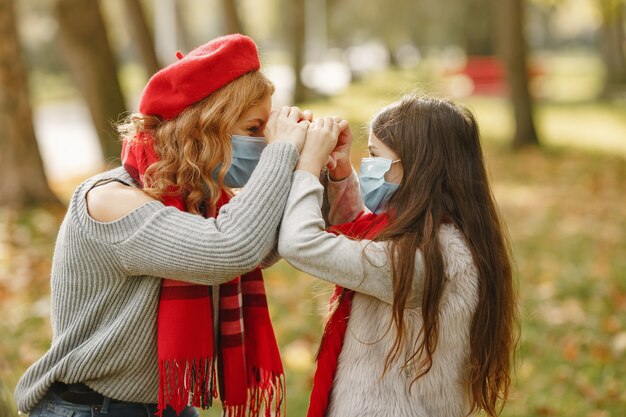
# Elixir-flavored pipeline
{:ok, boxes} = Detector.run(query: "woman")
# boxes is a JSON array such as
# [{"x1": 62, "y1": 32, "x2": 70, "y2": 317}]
[
  {"x1": 14, "y1": 34, "x2": 359, "y2": 417},
  {"x1": 278, "y1": 95, "x2": 517, "y2": 417}
]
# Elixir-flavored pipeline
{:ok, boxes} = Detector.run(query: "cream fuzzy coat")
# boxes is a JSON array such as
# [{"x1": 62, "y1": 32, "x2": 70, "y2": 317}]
[
  {"x1": 327, "y1": 224, "x2": 479, "y2": 417},
  {"x1": 279, "y1": 171, "x2": 479, "y2": 417}
]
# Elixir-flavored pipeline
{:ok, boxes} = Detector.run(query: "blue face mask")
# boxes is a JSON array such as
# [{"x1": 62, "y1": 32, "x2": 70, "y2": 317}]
[
  {"x1": 359, "y1": 157, "x2": 401, "y2": 214},
  {"x1": 221, "y1": 135, "x2": 267, "y2": 188}
]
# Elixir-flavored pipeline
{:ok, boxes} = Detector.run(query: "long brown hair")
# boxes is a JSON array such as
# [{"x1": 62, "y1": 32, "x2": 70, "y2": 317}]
[
  {"x1": 372, "y1": 95, "x2": 517, "y2": 416},
  {"x1": 118, "y1": 71, "x2": 274, "y2": 214}
]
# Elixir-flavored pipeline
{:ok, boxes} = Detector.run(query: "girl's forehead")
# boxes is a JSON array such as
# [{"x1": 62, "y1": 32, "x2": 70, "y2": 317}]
[
  {"x1": 368, "y1": 130, "x2": 399, "y2": 159},
  {"x1": 367, "y1": 131, "x2": 376, "y2": 144},
  {"x1": 368, "y1": 131, "x2": 382, "y2": 147}
]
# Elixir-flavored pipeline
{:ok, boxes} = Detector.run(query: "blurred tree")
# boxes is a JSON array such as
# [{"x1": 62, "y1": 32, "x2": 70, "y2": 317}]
[
  {"x1": 464, "y1": 0, "x2": 497, "y2": 55},
  {"x1": 175, "y1": 0, "x2": 193, "y2": 52},
  {"x1": 221, "y1": 0, "x2": 245, "y2": 34},
  {"x1": 374, "y1": 0, "x2": 412, "y2": 66},
  {"x1": 0, "y1": 0, "x2": 61, "y2": 208},
  {"x1": 598, "y1": 0, "x2": 626, "y2": 96},
  {"x1": 284, "y1": 0, "x2": 311, "y2": 103},
  {"x1": 326, "y1": 0, "x2": 466, "y2": 57},
  {"x1": 55, "y1": 0, "x2": 127, "y2": 162},
  {"x1": 327, "y1": 0, "x2": 406, "y2": 56},
  {"x1": 497, "y1": 0, "x2": 540, "y2": 148},
  {"x1": 124, "y1": 0, "x2": 161, "y2": 75}
]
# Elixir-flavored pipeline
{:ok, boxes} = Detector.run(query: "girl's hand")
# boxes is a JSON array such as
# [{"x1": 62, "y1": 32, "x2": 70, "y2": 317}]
[
  {"x1": 328, "y1": 117, "x2": 353, "y2": 180},
  {"x1": 265, "y1": 106, "x2": 310, "y2": 153},
  {"x1": 297, "y1": 117, "x2": 340, "y2": 176}
]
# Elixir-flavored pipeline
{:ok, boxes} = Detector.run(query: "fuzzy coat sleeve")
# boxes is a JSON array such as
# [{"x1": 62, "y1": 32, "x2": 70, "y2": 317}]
[{"x1": 278, "y1": 170, "x2": 424, "y2": 307}]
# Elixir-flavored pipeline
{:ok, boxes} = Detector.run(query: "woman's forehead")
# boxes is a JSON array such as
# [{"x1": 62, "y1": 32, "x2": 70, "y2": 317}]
[{"x1": 241, "y1": 96, "x2": 272, "y2": 121}]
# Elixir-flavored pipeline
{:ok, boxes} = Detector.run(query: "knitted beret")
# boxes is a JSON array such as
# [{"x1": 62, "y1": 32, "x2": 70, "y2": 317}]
[{"x1": 138, "y1": 34, "x2": 261, "y2": 120}]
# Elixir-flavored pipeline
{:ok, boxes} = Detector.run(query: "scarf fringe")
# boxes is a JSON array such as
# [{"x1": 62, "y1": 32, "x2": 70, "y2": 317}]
[
  {"x1": 158, "y1": 357, "x2": 215, "y2": 417},
  {"x1": 223, "y1": 368, "x2": 285, "y2": 417}
]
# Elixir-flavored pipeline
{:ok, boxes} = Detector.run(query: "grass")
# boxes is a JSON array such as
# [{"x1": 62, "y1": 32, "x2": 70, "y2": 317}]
[{"x1": 2, "y1": 53, "x2": 626, "y2": 416}]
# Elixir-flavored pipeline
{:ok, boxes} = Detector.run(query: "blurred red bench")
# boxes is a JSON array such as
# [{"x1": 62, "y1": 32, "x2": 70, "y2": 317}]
[
  {"x1": 454, "y1": 56, "x2": 543, "y2": 96},
  {"x1": 464, "y1": 56, "x2": 506, "y2": 95}
]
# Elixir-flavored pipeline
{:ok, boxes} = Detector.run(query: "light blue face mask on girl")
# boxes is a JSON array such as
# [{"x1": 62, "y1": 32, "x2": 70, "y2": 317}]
[
  {"x1": 222, "y1": 135, "x2": 267, "y2": 188},
  {"x1": 359, "y1": 157, "x2": 401, "y2": 214}
]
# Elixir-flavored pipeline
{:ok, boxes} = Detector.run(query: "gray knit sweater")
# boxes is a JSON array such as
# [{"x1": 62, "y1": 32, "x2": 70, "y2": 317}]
[{"x1": 14, "y1": 142, "x2": 299, "y2": 413}]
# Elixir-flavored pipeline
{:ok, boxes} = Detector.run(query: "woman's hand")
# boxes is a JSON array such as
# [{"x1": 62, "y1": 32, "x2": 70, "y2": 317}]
[
  {"x1": 265, "y1": 106, "x2": 310, "y2": 153},
  {"x1": 328, "y1": 117, "x2": 353, "y2": 181},
  {"x1": 296, "y1": 117, "x2": 340, "y2": 176}
]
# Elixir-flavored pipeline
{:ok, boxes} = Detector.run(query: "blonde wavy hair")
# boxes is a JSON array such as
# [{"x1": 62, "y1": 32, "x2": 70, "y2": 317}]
[{"x1": 118, "y1": 71, "x2": 275, "y2": 215}]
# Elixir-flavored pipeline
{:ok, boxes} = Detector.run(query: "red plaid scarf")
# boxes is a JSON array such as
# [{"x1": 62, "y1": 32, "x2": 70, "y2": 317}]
[
  {"x1": 306, "y1": 211, "x2": 389, "y2": 417},
  {"x1": 121, "y1": 132, "x2": 284, "y2": 417}
]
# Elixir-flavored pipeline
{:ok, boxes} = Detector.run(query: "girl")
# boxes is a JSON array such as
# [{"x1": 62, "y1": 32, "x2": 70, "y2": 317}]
[
  {"x1": 279, "y1": 95, "x2": 517, "y2": 417},
  {"x1": 15, "y1": 34, "x2": 360, "y2": 417}
]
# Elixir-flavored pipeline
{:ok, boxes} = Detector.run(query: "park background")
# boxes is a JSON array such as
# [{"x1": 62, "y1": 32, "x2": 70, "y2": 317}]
[{"x1": 1, "y1": 0, "x2": 625, "y2": 416}]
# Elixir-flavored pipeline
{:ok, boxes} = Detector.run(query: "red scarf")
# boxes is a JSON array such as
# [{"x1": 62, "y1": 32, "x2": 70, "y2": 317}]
[
  {"x1": 306, "y1": 212, "x2": 389, "y2": 417},
  {"x1": 121, "y1": 132, "x2": 284, "y2": 417}
]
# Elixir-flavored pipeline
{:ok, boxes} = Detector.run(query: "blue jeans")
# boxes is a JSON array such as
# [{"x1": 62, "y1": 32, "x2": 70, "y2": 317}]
[{"x1": 28, "y1": 389, "x2": 199, "y2": 417}]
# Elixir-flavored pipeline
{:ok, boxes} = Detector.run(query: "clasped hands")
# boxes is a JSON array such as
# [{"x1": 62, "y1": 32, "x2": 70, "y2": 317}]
[{"x1": 265, "y1": 106, "x2": 352, "y2": 181}]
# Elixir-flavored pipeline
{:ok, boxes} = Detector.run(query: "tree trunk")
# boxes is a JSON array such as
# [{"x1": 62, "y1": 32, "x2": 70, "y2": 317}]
[
  {"x1": 497, "y1": 0, "x2": 540, "y2": 148},
  {"x1": 291, "y1": 0, "x2": 309, "y2": 103},
  {"x1": 175, "y1": 1, "x2": 193, "y2": 52},
  {"x1": 0, "y1": 0, "x2": 61, "y2": 208},
  {"x1": 599, "y1": 0, "x2": 626, "y2": 97},
  {"x1": 465, "y1": 0, "x2": 496, "y2": 56},
  {"x1": 55, "y1": 0, "x2": 127, "y2": 161},
  {"x1": 221, "y1": 0, "x2": 245, "y2": 34},
  {"x1": 124, "y1": 0, "x2": 161, "y2": 76}
]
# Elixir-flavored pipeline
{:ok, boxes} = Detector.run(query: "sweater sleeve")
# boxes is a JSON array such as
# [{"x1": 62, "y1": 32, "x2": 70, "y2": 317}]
[
  {"x1": 74, "y1": 142, "x2": 298, "y2": 285},
  {"x1": 325, "y1": 169, "x2": 366, "y2": 225},
  {"x1": 278, "y1": 170, "x2": 424, "y2": 306}
]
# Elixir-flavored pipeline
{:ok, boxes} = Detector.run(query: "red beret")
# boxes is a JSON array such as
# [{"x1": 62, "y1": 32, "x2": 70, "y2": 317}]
[{"x1": 138, "y1": 34, "x2": 261, "y2": 120}]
